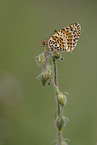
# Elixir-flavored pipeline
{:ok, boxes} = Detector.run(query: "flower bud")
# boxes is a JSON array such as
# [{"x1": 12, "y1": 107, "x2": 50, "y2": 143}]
[
  {"x1": 45, "y1": 65, "x2": 52, "y2": 80},
  {"x1": 35, "y1": 53, "x2": 45, "y2": 67},
  {"x1": 47, "y1": 79, "x2": 51, "y2": 86},
  {"x1": 37, "y1": 65, "x2": 53, "y2": 87},
  {"x1": 60, "y1": 57, "x2": 64, "y2": 61},
  {"x1": 53, "y1": 51, "x2": 60, "y2": 59},
  {"x1": 38, "y1": 72, "x2": 47, "y2": 87},
  {"x1": 57, "y1": 92, "x2": 67, "y2": 107},
  {"x1": 56, "y1": 117, "x2": 66, "y2": 132}
]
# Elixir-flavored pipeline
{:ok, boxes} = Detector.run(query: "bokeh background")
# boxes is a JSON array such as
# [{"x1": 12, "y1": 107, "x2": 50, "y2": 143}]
[{"x1": 0, "y1": 0, "x2": 97, "y2": 145}]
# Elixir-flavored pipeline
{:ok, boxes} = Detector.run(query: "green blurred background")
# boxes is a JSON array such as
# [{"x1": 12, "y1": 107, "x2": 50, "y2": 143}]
[{"x1": 0, "y1": 0, "x2": 97, "y2": 145}]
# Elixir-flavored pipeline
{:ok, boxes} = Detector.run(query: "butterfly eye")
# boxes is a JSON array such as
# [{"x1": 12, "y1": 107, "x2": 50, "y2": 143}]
[
  {"x1": 43, "y1": 41, "x2": 45, "y2": 45},
  {"x1": 41, "y1": 41, "x2": 46, "y2": 46}
]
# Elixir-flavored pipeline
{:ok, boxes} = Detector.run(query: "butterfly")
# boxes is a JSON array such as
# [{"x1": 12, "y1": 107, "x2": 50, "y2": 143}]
[{"x1": 41, "y1": 23, "x2": 81, "y2": 52}]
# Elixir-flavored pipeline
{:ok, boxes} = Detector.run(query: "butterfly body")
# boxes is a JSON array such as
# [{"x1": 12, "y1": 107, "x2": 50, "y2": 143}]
[{"x1": 41, "y1": 23, "x2": 81, "y2": 52}]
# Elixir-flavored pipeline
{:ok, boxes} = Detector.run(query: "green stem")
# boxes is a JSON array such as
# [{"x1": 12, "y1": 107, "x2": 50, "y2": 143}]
[
  {"x1": 58, "y1": 132, "x2": 63, "y2": 144},
  {"x1": 53, "y1": 58, "x2": 64, "y2": 145},
  {"x1": 53, "y1": 58, "x2": 60, "y2": 116},
  {"x1": 61, "y1": 107, "x2": 63, "y2": 117}
]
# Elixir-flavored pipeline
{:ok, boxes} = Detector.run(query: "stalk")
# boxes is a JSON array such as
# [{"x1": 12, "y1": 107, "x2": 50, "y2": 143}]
[
  {"x1": 36, "y1": 51, "x2": 68, "y2": 145},
  {"x1": 53, "y1": 58, "x2": 60, "y2": 116},
  {"x1": 53, "y1": 58, "x2": 66, "y2": 145}
]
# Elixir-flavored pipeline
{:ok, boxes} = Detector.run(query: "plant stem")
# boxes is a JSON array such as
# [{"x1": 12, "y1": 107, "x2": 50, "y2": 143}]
[
  {"x1": 53, "y1": 58, "x2": 63, "y2": 145},
  {"x1": 53, "y1": 58, "x2": 60, "y2": 116}
]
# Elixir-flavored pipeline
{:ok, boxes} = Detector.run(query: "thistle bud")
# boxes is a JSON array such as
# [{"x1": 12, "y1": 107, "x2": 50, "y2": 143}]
[
  {"x1": 57, "y1": 92, "x2": 67, "y2": 107},
  {"x1": 56, "y1": 117, "x2": 66, "y2": 132}
]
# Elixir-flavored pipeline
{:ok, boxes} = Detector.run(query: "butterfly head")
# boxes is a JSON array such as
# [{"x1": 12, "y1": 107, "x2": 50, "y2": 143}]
[{"x1": 41, "y1": 40, "x2": 47, "y2": 47}]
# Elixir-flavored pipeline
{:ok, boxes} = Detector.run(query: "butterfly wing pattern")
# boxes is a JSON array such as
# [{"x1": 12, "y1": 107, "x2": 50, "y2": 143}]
[{"x1": 41, "y1": 23, "x2": 81, "y2": 52}]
